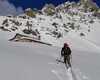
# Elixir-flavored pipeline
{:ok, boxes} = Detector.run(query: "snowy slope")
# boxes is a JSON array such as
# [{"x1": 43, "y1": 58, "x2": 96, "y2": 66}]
[
  {"x1": 0, "y1": 0, "x2": 100, "y2": 52},
  {"x1": 0, "y1": 13, "x2": 100, "y2": 52},
  {"x1": 0, "y1": 1, "x2": 100, "y2": 80},
  {"x1": 1, "y1": 15, "x2": 100, "y2": 51},
  {"x1": 0, "y1": 30, "x2": 100, "y2": 80}
]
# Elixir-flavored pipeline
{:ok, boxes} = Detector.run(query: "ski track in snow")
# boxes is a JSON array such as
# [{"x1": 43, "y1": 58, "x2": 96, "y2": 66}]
[
  {"x1": 0, "y1": 31, "x2": 95, "y2": 80},
  {"x1": 49, "y1": 61, "x2": 89, "y2": 80},
  {"x1": 67, "y1": 68, "x2": 89, "y2": 80},
  {"x1": 51, "y1": 68, "x2": 77, "y2": 80},
  {"x1": 52, "y1": 70, "x2": 63, "y2": 80},
  {"x1": 52, "y1": 56, "x2": 88, "y2": 80},
  {"x1": 71, "y1": 68, "x2": 82, "y2": 80}
]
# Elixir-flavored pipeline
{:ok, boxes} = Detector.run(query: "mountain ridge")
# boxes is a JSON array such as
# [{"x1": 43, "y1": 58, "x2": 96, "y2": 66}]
[{"x1": 0, "y1": 0, "x2": 100, "y2": 51}]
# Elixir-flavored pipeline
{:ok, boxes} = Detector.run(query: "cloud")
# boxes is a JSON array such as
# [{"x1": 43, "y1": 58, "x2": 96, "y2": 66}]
[{"x1": 0, "y1": 0, "x2": 24, "y2": 16}]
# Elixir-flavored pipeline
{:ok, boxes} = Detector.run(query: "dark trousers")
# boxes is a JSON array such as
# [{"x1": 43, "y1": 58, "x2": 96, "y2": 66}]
[{"x1": 64, "y1": 55, "x2": 71, "y2": 67}]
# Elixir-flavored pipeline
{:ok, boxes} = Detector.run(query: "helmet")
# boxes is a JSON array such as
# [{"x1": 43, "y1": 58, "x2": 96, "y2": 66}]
[{"x1": 64, "y1": 43, "x2": 68, "y2": 47}]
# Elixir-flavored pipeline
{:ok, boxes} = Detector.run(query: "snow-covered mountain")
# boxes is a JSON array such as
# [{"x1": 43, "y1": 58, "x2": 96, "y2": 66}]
[
  {"x1": 0, "y1": 1, "x2": 100, "y2": 80},
  {"x1": 0, "y1": 0, "x2": 100, "y2": 51}
]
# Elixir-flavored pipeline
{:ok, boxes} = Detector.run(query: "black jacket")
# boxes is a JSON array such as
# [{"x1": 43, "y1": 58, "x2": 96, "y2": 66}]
[{"x1": 61, "y1": 47, "x2": 71, "y2": 56}]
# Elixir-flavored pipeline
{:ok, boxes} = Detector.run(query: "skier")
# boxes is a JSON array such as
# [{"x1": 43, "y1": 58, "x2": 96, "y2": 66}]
[{"x1": 61, "y1": 43, "x2": 72, "y2": 69}]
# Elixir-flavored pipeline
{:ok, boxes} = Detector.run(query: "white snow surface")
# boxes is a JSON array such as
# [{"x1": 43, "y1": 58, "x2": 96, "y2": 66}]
[
  {"x1": 0, "y1": 30, "x2": 100, "y2": 80},
  {"x1": 0, "y1": 10, "x2": 100, "y2": 52},
  {"x1": 0, "y1": 1, "x2": 100, "y2": 80}
]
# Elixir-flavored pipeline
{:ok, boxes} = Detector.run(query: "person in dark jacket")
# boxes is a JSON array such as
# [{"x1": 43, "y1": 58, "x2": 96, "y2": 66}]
[{"x1": 61, "y1": 43, "x2": 72, "y2": 68}]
